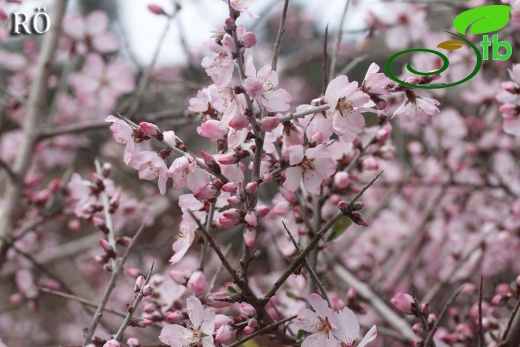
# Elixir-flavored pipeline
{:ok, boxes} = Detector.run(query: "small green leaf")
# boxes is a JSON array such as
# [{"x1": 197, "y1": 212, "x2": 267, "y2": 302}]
[
  {"x1": 453, "y1": 5, "x2": 513, "y2": 35},
  {"x1": 227, "y1": 285, "x2": 238, "y2": 294},
  {"x1": 489, "y1": 331, "x2": 499, "y2": 342},
  {"x1": 437, "y1": 39, "x2": 465, "y2": 50},
  {"x1": 296, "y1": 330, "x2": 306, "y2": 341},
  {"x1": 285, "y1": 290, "x2": 297, "y2": 299},
  {"x1": 327, "y1": 216, "x2": 352, "y2": 242}
]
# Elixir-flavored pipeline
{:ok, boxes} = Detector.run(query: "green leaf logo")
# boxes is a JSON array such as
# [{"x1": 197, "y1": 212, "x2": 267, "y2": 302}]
[{"x1": 453, "y1": 5, "x2": 513, "y2": 35}]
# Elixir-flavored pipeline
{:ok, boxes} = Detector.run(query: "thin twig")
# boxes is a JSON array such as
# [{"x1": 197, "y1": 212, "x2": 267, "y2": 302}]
[
  {"x1": 262, "y1": 171, "x2": 382, "y2": 303},
  {"x1": 322, "y1": 25, "x2": 329, "y2": 95},
  {"x1": 198, "y1": 202, "x2": 215, "y2": 272},
  {"x1": 501, "y1": 297, "x2": 520, "y2": 346},
  {"x1": 329, "y1": 0, "x2": 351, "y2": 82},
  {"x1": 83, "y1": 220, "x2": 147, "y2": 345},
  {"x1": 282, "y1": 222, "x2": 331, "y2": 307},
  {"x1": 271, "y1": 0, "x2": 290, "y2": 72},
  {"x1": 116, "y1": 113, "x2": 229, "y2": 183},
  {"x1": 227, "y1": 315, "x2": 297, "y2": 347},
  {"x1": 329, "y1": 259, "x2": 416, "y2": 340},
  {"x1": 114, "y1": 263, "x2": 155, "y2": 341},
  {"x1": 95, "y1": 159, "x2": 117, "y2": 254},
  {"x1": 424, "y1": 286, "x2": 463, "y2": 347},
  {"x1": 279, "y1": 104, "x2": 330, "y2": 123},
  {"x1": 0, "y1": 159, "x2": 17, "y2": 182},
  {"x1": 38, "y1": 287, "x2": 127, "y2": 318}
]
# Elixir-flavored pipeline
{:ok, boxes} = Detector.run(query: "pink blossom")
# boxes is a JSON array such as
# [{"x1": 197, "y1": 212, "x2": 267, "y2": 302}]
[
  {"x1": 325, "y1": 76, "x2": 370, "y2": 142},
  {"x1": 362, "y1": 63, "x2": 391, "y2": 95},
  {"x1": 333, "y1": 308, "x2": 377, "y2": 347},
  {"x1": 169, "y1": 223, "x2": 196, "y2": 264},
  {"x1": 244, "y1": 56, "x2": 291, "y2": 112},
  {"x1": 296, "y1": 293, "x2": 339, "y2": 347},
  {"x1": 201, "y1": 36, "x2": 235, "y2": 87},
  {"x1": 70, "y1": 54, "x2": 135, "y2": 116},
  {"x1": 393, "y1": 92, "x2": 440, "y2": 121},
  {"x1": 390, "y1": 292, "x2": 414, "y2": 314},
  {"x1": 225, "y1": 0, "x2": 261, "y2": 18},
  {"x1": 187, "y1": 271, "x2": 207, "y2": 297},
  {"x1": 128, "y1": 151, "x2": 169, "y2": 195},
  {"x1": 63, "y1": 10, "x2": 119, "y2": 53},
  {"x1": 283, "y1": 144, "x2": 337, "y2": 195},
  {"x1": 168, "y1": 155, "x2": 210, "y2": 193},
  {"x1": 159, "y1": 296, "x2": 215, "y2": 347}
]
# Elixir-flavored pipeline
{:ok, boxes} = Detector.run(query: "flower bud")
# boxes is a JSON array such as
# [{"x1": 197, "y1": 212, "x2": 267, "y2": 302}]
[
  {"x1": 246, "y1": 182, "x2": 258, "y2": 194},
  {"x1": 241, "y1": 32, "x2": 257, "y2": 48},
  {"x1": 139, "y1": 122, "x2": 160, "y2": 136},
  {"x1": 143, "y1": 284, "x2": 154, "y2": 297},
  {"x1": 134, "y1": 276, "x2": 145, "y2": 292},
  {"x1": 229, "y1": 115, "x2": 250, "y2": 130},
  {"x1": 412, "y1": 323, "x2": 423, "y2": 335},
  {"x1": 148, "y1": 4, "x2": 166, "y2": 15},
  {"x1": 334, "y1": 172, "x2": 350, "y2": 189},
  {"x1": 165, "y1": 311, "x2": 184, "y2": 323},
  {"x1": 244, "y1": 227, "x2": 256, "y2": 248},
  {"x1": 222, "y1": 182, "x2": 237, "y2": 193},
  {"x1": 420, "y1": 302, "x2": 430, "y2": 316},
  {"x1": 218, "y1": 152, "x2": 239, "y2": 165},
  {"x1": 243, "y1": 326, "x2": 255, "y2": 335},
  {"x1": 259, "y1": 116, "x2": 280, "y2": 131},
  {"x1": 491, "y1": 294, "x2": 505, "y2": 306},
  {"x1": 187, "y1": 271, "x2": 207, "y2": 297},
  {"x1": 207, "y1": 292, "x2": 232, "y2": 308},
  {"x1": 245, "y1": 211, "x2": 257, "y2": 227},
  {"x1": 143, "y1": 303, "x2": 156, "y2": 314},
  {"x1": 255, "y1": 205, "x2": 270, "y2": 218},
  {"x1": 129, "y1": 318, "x2": 153, "y2": 328},
  {"x1": 169, "y1": 270, "x2": 188, "y2": 285},
  {"x1": 215, "y1": 324, "x2": 234, "y2": 343},
  {"x1": 309, "y1": 132, "x2": 324, "y2": 145},
  {"x1": 391, "y1": 292, "x2": 414, "y2": 315},
  {"x1": 103, "y1": 340, "x2": 121, "y2": 347},
  {"x1": 125, "y1": 267, "x2": 143, "y2": 278},
  {"x1": 93, "y1": 217, "x2": 109, "y2": 234},
  {"x1": 126, "y1": 337, "x2": 141, "y2": 347}
]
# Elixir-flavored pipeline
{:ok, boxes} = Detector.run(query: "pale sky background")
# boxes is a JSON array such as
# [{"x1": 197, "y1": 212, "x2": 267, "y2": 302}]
[{"x1": 118, "y1": 0, "x2": 378, "y2": 66}]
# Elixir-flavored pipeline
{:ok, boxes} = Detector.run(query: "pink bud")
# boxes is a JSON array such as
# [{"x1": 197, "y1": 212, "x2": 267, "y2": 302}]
[
  {"x1": 499, "y1": 104, "x2": 519, "y2": 116},
  {"x1": 239, "y1": 303, "x2": 256, "y2": 317},
  {"x1": 246, "y1": 182, "x2": 258, "y2": 194},
  {"x1": 334, "y1": 172, "x2": 350, "y2": 189},
  {"x1": 259, "y1": 116, "x2": 280, "y2": 131},
  {"x1": 169, "y1": 270, "x2": 188, "y2": 285},
  {"x1": 134, "y1": 276, "x2": 145, "y2": 292},
  {"x1": 244, "y1": 227, "x2": 256, "y2": 247},
  {"x1": 208, "y1": 292, "x2": 232, "y2": 308},
  {"x1": 337, "y1": 201, "x2": 347, "y2": 209},
  {"x1": 391, "y1": 292, "x2": 414, "y2": 314},
  {"x1": 248, "y1": 318, "x2": 257, "y2": 327},
  {"x1": 491, "y1": 294, "x2": 505, "y2": 306},
  {"x1": 229, "y1": 115, "x2": 250, "y2": 130},
  {"x1": 516, "y1": 275, "x2": 520, "y2": 287},
  {"x1": 412, "y1": 323, "x2": 423, "y2": 335},
  {"x1": 143, "y1": 284, "x2": 154, "y2": 296},
  {"x1": 165, "y1": 311, "x2": 184, "y2": 323},
  {"x1": 361, "y1": 156, "x2": 379, "y2": 171},
  {"x1": 376, "y1": 127, "x2": 391, "y2": 141},
  {"x1": 262, "y1": 173, "x2": 272, "y2": 182},
  {"x1": 227, "y1": 196, "x2": 243, "y2": 206},
  {"x1": 245, "y1": 211, "x2": 257, "y2": 227},
  {"x1": 222, "y1": 208, "x2": 242, "y2": 219},
  {"x1": 427, "y1": 313, "x2": 436, "y2": 325},
  {"x1": 243, "y1": 326, "x2": 255, "y2": 335},
  {"x1": 143, "y1": 303, "x2": 156, "y2": 314},
  {"x1": 216, "y1": 325, "x2": 235, "y2": 343},
  {"x1": 255, "y1": 205, "x2": 270, "y2": 218},
  {"x1": 404, "y1": 77, "x2": 421, "y2": 85},
  {"x1": 139, "y1": 122, "x2": 160, "y2": 136},
  {"x1": 420, "y1": 302, "x2": 430, "y2": 315},
  {"x1": 496, "y1": 283, "x2": 511, "y2": 296},
  {"x1": 309, "y1": 132, "x2": 323, "y2": 144},
  {"x1": 241, "y1": 32, "x2": 257, "y2": 48},
  {"x1": 103, "y1": 339, "x2": 121, "y2": 347},
  {"x1": 224, "y1": 17, "x2": 236, "y2": 31},
  {"x1": 127, "y1": 337, "x2": 141, "y2": 347},
  {"x1": 218, "y1": 152, "x2": 239, "y2": 165},
  {"x1": 187, "y1": 271, "x2": 207, "y2": 296},
  {"x1": 148, "y1": 4, "x2": 166, "y2": 15},
  {"x1": 200, "y1": 151, "x2": 216, "y2": 165},
  {"x1": 222, "y1": 182, "x2": 237, "y2": 193}
]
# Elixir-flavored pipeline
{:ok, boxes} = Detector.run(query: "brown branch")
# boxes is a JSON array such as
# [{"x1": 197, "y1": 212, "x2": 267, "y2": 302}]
[
  {"x1": 424, "y1": 286, "x2": 463, "y2": 347},
  {"x1": 114, "y1": 263, "x2": 155, "y2": 341},
  {"x1": 501, "y1": 298, "x2": 520, "y2": 346},
  {"x1": 227, "y1": 314, "x2": 297, "y2": 347},
  {"x1": 271, "y1": 0, "x2": 290, "y2": 71},
  {"x1": 83, "y1": 220, "x2": 147, "y2": 344}
]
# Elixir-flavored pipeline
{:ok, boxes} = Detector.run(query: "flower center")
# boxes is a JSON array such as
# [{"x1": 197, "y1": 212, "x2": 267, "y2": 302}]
[
  {"x1": 337, "y1": 96, "x2": 354, "y2": 114},
  {"x1": 300, "y1": 156, "x2": 315, "y2": 173}
]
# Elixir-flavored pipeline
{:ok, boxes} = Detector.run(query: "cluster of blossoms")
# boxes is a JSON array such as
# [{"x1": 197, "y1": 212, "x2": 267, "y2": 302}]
[{"x1": 1, "y1": 0, "x2": 520, "y2": 347}]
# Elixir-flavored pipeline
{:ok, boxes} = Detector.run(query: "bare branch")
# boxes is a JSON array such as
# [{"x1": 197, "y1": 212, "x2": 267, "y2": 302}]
[{"x1": 271, "y1": 0, "x2": 290, "y2": 72}]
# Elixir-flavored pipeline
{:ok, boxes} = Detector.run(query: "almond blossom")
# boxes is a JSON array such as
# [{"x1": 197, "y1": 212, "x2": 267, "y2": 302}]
[
  {"x1": 63, "y1": 10, "x2": 119, "y2": 53},
  {"x1": 283, "y1": 144, "x2": 337, "y2": 195},
  {"x1": 128, "y1": 150, "x2": 169, "y2": 195},
  {"x1": 159, "y1": 296, "x2": 215, "y2": 347},
  {"x1": 296, "y1": 294, "x2": 339, "y2": 347},
  {"x1": 324, "y1": 76, "x2": 370, "y2": 143},
  {"x1": 333, "y1": 308, "x2": 377, "y2": 347}
]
